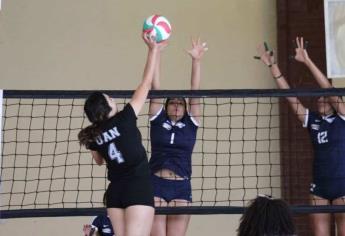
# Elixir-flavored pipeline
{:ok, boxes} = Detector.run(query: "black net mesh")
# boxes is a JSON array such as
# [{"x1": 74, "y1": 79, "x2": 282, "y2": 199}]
[{"x1": 1, "y1": 89, "x2": 345, "y2": 218}]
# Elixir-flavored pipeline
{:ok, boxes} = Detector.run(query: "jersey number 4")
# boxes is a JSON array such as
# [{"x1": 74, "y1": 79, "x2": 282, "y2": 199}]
[
  {"x1": 108, "y1": 142, "x2": 125, "y2": 163},
  {"x1": 317, "y1": 131, "x2": 328, "y2": 144}
]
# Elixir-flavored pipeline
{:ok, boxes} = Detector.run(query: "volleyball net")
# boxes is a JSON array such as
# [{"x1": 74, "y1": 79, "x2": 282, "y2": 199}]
[{"x1": 1, "y1": 89, "x2": 345, "y2": 218}]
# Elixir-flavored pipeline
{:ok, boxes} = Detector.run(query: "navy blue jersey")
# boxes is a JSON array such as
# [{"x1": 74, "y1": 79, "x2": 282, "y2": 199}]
[
  {"x1": 304, "y1": 110, "x2": 345, "y2": 181},
  {"x1": 91, "y1": 215, "x2": 114, "y2": 236},
  {"x1": 89, "y1": 104, "x2": 149, "y2": 181},
  {"x1": 149, "y1": 107, "x2": 198, "y2": 179}
]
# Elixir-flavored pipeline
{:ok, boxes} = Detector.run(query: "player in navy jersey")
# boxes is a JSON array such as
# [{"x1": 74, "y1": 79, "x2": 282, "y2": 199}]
[
  {"x1": 256, "y1": 37, "x2": 345, "y2": 236},
  {"x1": 78, "y1": 34, "x2": 167, "y2": 236},
  {"x1": 149, "y1": 37, "x2": 208, "y2": 236},
  {"x1": 83, "y1": 215, "x2": 115, "y2": 236}
]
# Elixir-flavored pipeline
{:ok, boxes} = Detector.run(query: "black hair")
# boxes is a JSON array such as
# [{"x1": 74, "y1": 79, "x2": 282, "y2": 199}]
[
  {"x1": 237, "y1": 195, "x2": 296, "y2": 236},
  {"x1": 78, "y1": 92, "x2": 112, "y2": 148}
]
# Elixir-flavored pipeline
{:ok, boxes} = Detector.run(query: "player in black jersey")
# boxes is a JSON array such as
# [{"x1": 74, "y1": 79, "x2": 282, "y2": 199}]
[
  {"x1": 149, "y1": 37, "x2": 208, "y2": 236},
  {"x1": 256, "y1": 38, "x2": 345, "y2": 236},
  {"x1": 78, "y1": 34, "x2": 167, "y2": 236}
]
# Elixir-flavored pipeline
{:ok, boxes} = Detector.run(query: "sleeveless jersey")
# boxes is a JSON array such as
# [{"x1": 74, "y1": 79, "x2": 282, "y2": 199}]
[
  {"x1": 149, "y1": 107, "x2": 198, "y2": 179},
  {"x1": 304, "y1": 109, "x2": 345, "y2": 181}
]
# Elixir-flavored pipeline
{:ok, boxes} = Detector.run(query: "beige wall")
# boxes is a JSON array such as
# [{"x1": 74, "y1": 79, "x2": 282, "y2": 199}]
[
  {"x1": 0, "y1": 0, "x2": 276, "y2": 235},
  {"x1": 0, "y1": 0, "x2": 276, "y2": 90}
]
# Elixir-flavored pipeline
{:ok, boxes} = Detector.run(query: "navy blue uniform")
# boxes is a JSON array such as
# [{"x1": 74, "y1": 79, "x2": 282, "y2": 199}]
[
  {"x1": 89, "y1": 104, "x2": 154, "y2": 208},
  {"x1": 91, "y1": 215, "x2": 114, "y2": 236},
  {"x1": 149, "y1": 107, "x2": 198, "y2": 202},
  {"x1": 304, "y1": 110, "x2": 345, "y2": 200}
]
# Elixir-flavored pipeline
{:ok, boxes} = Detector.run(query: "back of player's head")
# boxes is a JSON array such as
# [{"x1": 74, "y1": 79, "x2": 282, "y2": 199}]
[
  {"x1": 78, "y1": 92, "x2": 112, "y2": 148},
  {"x1": 237, "y1": 195, "x2": 296, "y2": 236},
  {"x1": 84, "y1": 92, "x2": 112, "y2": 124}
]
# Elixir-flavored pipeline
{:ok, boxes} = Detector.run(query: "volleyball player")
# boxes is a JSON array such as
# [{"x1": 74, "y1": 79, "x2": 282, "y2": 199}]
[
  {"x1": 83, "y1": 215, "x2": 114, "y2": 236},
  {"x1": 149, "y1": 37, "x2": 208, "y2": 236},
  {"x1": 78, "y1": 34, "x2": 167, "y2": 236},
  {"x1": 256, "y1": 37, "x2": 345, "y2": 236}
]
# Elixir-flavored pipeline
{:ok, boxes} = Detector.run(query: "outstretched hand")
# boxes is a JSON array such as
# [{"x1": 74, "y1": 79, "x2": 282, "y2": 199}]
[
  {"x1": 142, "y1": 33, "x2": 168, "y2": 51},
  {"x1": 255, "y1": 42, "x2": 275, "y2": 67},
  {"x1": 186, "y1": 37, "x2": 208, "y2": 60},
  {"x1": 294, "y1": 37, "x2": 310, "y2": 64}
]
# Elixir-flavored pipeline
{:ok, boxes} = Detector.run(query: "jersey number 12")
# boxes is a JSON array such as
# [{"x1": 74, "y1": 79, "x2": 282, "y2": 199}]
[
  {"x1": 317, "y1": 131, "x2": 328, "y2": 144},
  {"x1": 108, "y1": 142, "x2": 125, "y2": 163}
]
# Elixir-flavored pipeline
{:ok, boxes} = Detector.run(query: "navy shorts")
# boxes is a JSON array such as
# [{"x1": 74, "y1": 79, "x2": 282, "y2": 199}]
[
  {"x1": 106, "y1": 175, "x2": 154, "y2": 209},
  {"x1": 151, "y1": 174, "x2": 192, "y2": 203},
  {"x1": 310, "y1": 179, "x2": 345, "y2": 201}
]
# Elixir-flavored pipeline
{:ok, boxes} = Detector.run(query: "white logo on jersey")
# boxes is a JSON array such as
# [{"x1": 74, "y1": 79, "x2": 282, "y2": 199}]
[
  {"x1": 102, "y1": 228, "x2": 112, "y2": 234},
  {"x1": 163, "y1": 120, "x2": 185, "y2": 131},
  {"x1": 163, "y1": 122, "x2": 172, "y2": 130},
  {"x1": 311, "y1": 124, "x2": 320, "y2": 130},
  {"x1": 175, "y1": 122, "x2": 185, "y2": 128}
]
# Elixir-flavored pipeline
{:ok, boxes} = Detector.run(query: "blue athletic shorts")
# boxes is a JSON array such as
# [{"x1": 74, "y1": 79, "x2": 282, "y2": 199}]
[
  {"x1": 310, "y1": 179, "x2": 345, "y2": 201},
  {"x1": 151, "y1": 174, "x2": 192, "y2": 203}
]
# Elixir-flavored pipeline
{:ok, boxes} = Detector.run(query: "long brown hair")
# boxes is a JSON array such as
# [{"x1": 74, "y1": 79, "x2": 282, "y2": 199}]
[{"x1": 78, "y1": 92, "x2": 111, "y2": 148}]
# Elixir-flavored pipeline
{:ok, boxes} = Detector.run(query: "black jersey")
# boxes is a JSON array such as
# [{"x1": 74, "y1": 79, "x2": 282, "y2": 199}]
[{"x1": 89, "y1": 104, "x2": 149, "y2": 181}]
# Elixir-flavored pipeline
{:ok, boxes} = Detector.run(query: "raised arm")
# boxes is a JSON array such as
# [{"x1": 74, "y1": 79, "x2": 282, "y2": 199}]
[
  {"x1": 186, "y1": 37, "x2": 208, "y2": 124},
  {"x1": 130, "y1": 34, "x2": 167, "y2": 116},
  {"x1": 294, "y1": 37, "x2": 345, "y2": 115},
  {"x1": 256, "y1": 42, "x2": 307, "y2": 123},
  {"x1": 149, "y1": 43, "x2": 167, "y2": 117}
]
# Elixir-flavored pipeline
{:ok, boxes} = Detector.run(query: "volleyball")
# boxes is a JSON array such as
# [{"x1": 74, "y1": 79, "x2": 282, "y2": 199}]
[{"x1": 143, "y1": 15, "x2": 171, "y2": 42}]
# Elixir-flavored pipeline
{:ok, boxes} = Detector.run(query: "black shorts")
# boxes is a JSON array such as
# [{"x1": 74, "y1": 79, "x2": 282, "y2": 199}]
[{"x1": 105, "y1": 175, "x2": 154, "y2": 209}]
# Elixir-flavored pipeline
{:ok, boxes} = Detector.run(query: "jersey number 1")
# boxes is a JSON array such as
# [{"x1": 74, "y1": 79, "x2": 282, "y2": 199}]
[{"x1": 108, "y1": 142, "x2": 125, "y2": 163}]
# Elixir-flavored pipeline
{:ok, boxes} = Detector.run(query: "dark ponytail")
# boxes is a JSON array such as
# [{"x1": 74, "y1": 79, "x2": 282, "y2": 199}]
[{"x1": 78, "y1": 92, "x2": 112, "y2": 148}]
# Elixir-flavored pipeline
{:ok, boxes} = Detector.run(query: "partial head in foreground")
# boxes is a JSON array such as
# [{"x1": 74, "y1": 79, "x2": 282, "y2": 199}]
[{"x1": 237, "y1": 195, "x2": 296, "y2": 236}]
